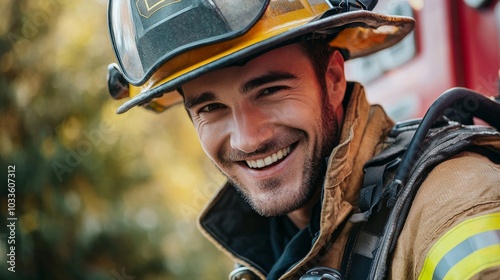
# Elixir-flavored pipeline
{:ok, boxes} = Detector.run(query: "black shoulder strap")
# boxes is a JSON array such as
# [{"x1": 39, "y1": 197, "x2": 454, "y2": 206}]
[
  {"x1": 341, "y1": 88, "x2": 500, "y2": 280},
  {"x1": 341, "y1": 121, "x2": 417, "y2": 279}
]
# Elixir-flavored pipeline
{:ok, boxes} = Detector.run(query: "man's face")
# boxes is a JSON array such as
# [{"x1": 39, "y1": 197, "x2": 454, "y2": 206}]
[{"x1": 182, "y1": 43, "x2": 346, "y2": 216}]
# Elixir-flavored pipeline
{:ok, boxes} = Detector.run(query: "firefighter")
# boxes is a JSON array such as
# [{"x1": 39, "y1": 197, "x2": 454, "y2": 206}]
[{"x1": 106, "y1": 0, "x2": 500, "y2": 279}]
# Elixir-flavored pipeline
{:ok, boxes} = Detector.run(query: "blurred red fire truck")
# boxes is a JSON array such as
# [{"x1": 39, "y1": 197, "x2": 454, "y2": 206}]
[{"x1": 345, "y1": 0, "x2": 500, "y2": 120}]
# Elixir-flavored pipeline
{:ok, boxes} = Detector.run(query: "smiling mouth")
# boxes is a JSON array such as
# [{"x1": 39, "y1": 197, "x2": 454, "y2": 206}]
[{"x1": 245, "y1": 145, "x2": 293, "y2": 169}]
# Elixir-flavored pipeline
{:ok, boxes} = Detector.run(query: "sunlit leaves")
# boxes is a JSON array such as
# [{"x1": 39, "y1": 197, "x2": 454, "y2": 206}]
[{"x1": 1, "y1": 0, "x2": 232, "y2": 279}]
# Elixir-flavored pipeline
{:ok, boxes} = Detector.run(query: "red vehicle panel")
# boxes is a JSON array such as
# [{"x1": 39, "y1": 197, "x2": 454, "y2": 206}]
[{"x1": 345, "y1": 0, "x2": 500, "y2": 120}]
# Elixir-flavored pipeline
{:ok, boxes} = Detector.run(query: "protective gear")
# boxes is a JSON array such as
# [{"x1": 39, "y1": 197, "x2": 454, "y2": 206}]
[
  {"x1": 106, "y1": 0, "x2": 414, "y2": 113},
  {"x1": 341, "y1": 88, "x2": 500, "y2": 279}
]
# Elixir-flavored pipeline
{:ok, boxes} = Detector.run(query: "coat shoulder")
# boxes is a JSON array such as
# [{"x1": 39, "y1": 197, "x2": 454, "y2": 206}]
[{"x1": 390, "y1": 151, "x2": 500, "y2": 279}]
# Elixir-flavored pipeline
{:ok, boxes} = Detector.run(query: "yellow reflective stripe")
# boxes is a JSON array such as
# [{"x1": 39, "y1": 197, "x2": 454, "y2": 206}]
[
  {"x1": 443, "y1": 244, "x2": 500, "y2": 280},
  {"x1": 419, "y1": 213, "x2": 500, "y2": 280}
]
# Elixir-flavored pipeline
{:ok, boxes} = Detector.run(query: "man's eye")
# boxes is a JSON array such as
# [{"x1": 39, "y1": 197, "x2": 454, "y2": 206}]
[
  {"x1": 199, "y1": 103, "x2": 225, "y2": 113},
  {"x1": 261, "y1": 86, "x2": 287, "y2": 96}
]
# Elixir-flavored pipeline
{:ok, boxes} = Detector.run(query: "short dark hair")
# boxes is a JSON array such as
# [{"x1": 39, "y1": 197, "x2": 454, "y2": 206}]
[{"x1": 298, "y1": 39, "x2": 348, "y2": 88}]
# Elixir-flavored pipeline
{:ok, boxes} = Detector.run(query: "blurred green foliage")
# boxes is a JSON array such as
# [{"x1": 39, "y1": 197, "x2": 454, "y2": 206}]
[{"x1": 0, "y1": 0, "x2": 232, "y2": 279}]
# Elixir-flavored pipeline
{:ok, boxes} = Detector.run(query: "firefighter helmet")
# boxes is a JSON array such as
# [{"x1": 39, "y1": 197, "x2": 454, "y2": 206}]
[{"x1": 107, "y1": 0, "x2": 415, "y2": 113}]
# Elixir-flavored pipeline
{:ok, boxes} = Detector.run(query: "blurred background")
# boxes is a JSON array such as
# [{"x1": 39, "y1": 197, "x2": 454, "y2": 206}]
[
  {"x1": 0, "y1": 0, "x2": 231, "y2": 279},
  {"x1": 1, "y1": 0, "x2": 499, "y2": 279}
]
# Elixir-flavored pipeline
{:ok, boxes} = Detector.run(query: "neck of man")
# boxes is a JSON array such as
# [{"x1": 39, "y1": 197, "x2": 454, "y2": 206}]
[{"x1": 287, "y1": 188, "x2": 321, "y2": 229}]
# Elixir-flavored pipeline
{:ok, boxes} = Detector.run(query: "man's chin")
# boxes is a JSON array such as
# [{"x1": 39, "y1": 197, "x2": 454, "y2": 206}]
[
  {"x1": 251, "y1": 201, "x2": 304, "y2": 217},
  {"x1": 237, "y1": 186, "x2": 313, "y2": 217}
]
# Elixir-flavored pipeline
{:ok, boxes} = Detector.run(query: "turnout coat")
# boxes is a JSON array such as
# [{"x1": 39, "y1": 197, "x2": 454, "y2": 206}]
[{"x1": 197, "y1": 83, "x2": 500, "y2": 279}]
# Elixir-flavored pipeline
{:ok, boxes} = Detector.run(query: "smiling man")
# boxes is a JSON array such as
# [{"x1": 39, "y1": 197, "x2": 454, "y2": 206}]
[{"x1": 106, "y1": 0, "x2": 500, "y2": 279}]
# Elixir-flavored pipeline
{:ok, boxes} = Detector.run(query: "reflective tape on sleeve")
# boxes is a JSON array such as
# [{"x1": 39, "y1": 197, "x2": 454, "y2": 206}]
[{"x1": 418, "y1": 213, "x2": 500, "y2": 280}]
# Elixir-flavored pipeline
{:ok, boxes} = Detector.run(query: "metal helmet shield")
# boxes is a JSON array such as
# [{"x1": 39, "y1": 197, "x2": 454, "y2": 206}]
[{"x1": 107, "y1": 0, "x2": 415, "y2": 114}]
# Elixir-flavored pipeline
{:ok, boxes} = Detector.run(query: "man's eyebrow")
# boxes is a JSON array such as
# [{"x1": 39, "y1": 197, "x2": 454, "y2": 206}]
[
  {"x1": 183, "y1": 71, "x2": 297, "y2": 109},
  {"x1": 241, "y1": 71, "x2": 298, "y2": 93},
  {"x1": 183, "y1": 92, "x2": 217, "y2": 110}
]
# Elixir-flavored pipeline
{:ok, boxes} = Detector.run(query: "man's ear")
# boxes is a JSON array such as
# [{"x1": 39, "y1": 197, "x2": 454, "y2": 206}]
[{"x1": 325, "y1": 50, "x2": 346, "y2": 111}]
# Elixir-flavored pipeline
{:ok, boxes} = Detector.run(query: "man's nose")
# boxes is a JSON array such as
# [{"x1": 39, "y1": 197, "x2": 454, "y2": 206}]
[{"x1": 229, "y1": 103, "x2": 273, "y2": 154}]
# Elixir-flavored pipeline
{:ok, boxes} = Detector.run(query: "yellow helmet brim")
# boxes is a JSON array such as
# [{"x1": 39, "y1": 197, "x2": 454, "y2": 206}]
[{"x1": 117, "y1": 10, "x2": 414, "y2": 114}]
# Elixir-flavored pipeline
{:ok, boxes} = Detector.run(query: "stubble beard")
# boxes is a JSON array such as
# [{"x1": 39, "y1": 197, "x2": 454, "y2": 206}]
[
  {"x1": 217, "y1": 87, "x2": 339, "y2": 217},
  {"x1": 232, "y1": 147, "x2": 326, "y2": 217}
]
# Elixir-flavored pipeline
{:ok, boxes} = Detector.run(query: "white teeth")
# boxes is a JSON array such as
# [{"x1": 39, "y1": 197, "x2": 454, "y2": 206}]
[
  {"x1": 277, "y1": 150, "x2": 283, "y2": 159},
  {"x1": 246, "y1": 146, "x2": 292, "y2": 169},
  {"x1": 264, "y1": 156, "x2": 273, "y2": 165}
]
